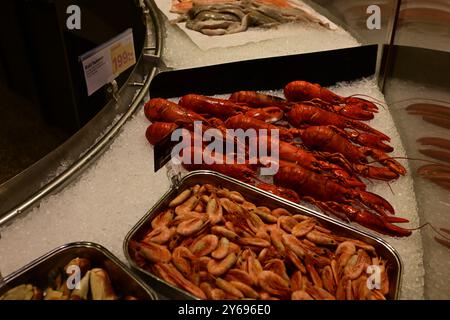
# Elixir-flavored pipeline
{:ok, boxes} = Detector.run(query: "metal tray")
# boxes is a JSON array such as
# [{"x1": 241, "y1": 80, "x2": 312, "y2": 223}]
[
  {"x1": 123, "y1": 170, "x2": 403, "y2": 300},
  {"x1": 0, "y1": 242, "x2": 157, "y2": 300}
]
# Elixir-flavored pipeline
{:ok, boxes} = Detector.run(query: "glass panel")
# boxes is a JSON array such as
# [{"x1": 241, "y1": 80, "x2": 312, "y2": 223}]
[
  {"x1": 383, "y1": 0, "x2": 450, "y2": 300},
  {"x1": 160, "y1": 0, "x2": 401, "y2": 68}
]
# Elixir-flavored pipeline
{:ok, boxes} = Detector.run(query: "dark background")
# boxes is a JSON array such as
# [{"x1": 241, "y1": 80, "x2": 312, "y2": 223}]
[{"x1": 0, "y1": 0, "x2": 144, "y2": 183}]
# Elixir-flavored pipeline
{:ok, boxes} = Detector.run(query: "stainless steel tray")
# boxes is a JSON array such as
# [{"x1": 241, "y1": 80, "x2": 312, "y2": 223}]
[
  {"x1": 0, "y1": 241, "x2": 157, "y2": 300},
  {"x1": 123, "y1": 170, "x2": 403, "y2": 300}
]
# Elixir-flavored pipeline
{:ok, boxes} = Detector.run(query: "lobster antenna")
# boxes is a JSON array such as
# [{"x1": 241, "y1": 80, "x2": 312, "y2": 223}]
[
  {"x1": 408, "y1": 223, "x2": 450, "y2": 242},
  {"x1": 367, "y1": 156, "x2": 443, "y2": 166},
  {"x1": 348, "y1": 94, "x2": 386, "y2": 105},
  {"x1": 387, "y1": 181, "x2": 394, "y2": 196},
  {"x1": 348, "y1": 94, "x2": 387, "y2": 110}
]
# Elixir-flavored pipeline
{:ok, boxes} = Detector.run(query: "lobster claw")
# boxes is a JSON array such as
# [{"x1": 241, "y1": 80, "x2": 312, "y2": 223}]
[
  {"x1": 369, "y1": 149, "x2": 407, "y2": 176},
  {"x1": 352, "y1": 210, "x2": 412, "y2": 237},
  {"x1": 357, "y1": 191, "x2": 395, "y2": 215},
  {"x1": 346, "y1": 97, "x2": 379, "y2": 112},
  {"x1": 353, "y1": 164, "x2": 399, "y2": 181},
  {"x1": 337, "y1": 105, "x2": 375, "y2": 121},
  {"x1": 245, "y1": 107, "x2": 284, "y2": 123},
  {"x1": 319, "y1": 202, "x2": 411, "y2": 237},
  {"x1": 347, "y1": 131, "x2": 394, "y2": 153}
]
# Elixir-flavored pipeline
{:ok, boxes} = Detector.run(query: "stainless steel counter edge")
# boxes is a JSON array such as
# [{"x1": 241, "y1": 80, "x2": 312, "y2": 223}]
[{"x1": 0, "y1": 0, "x2": 163, "y2": 227}]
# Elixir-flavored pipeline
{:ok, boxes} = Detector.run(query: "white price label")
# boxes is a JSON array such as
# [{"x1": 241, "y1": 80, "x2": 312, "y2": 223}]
[{"x1": 80, "y1": 29, "x2": 136, "y2": 96}]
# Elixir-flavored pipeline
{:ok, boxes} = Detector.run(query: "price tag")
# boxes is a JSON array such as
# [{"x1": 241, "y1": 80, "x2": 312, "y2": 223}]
[
  {"x1": 110, "y1": 41, "x2": 135, "y2": 77},
  {"x1": 80, "y1": 29, "x2": 136, "y2": 96}
]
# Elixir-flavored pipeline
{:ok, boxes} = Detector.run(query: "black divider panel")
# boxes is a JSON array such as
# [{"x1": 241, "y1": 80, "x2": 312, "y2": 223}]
[{"x1": 150, "y1": 45, "x2": 378, "y2": 98}]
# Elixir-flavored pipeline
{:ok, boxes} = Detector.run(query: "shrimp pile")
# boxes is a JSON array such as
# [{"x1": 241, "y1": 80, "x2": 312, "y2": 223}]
[{"x1": 129, "y1": 184, "x2": 391, "y2": 300}]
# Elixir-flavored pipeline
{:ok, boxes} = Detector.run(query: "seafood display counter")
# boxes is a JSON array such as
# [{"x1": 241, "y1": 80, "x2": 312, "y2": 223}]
[{"x1": 0, "y1": 0, "x2": 448, "y2": 301}]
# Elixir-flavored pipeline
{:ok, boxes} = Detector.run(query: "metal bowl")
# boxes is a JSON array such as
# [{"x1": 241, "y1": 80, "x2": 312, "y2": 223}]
[
  {"x1": 123, "y1": 170, "x2": 403, "y2": 300},
  {"x1": 0, "y1": 241, "x2": 157, "y2": 300}
]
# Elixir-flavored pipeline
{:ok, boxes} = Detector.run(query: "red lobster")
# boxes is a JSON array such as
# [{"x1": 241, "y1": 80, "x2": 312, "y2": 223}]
[
  {"x1": 284, "y1": 81, "x2": 378, "y2": 120},
  {"x1": 274, "y1": 161, "x2": 411, "y2": 237},
  {"x1": 144, "y1": 98, "x2": 208, "y2": 126},
  {"x1": 179, "y1": 94, "x2": 284, "y2": 123},
  {"x1": 287, "y1": 103, "x2": 393, "y2": 152},
  {"x1": 295, "y1": 125, "x2": 406, "y2": 181},
  {"x1": 253, "y1": 135, "x2": 365, "y2": 190}
]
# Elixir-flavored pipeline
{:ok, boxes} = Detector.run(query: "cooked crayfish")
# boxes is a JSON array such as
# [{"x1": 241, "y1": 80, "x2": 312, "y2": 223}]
[
  {"x1": 180, "y1": 93, "x2": 284, "y2": 123},
  {"x1": 287, "y1": 103, "x2": 392, "y2": 152},
  {"x1": 273, "y1": 161, "x2": 411, "y2": 237},
  {"x1": 284, "y1": 80, "x2": 379, "y2": 120},
  {"x1": 295, "y1": 125, "x2": 405, "y2": 180}
]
